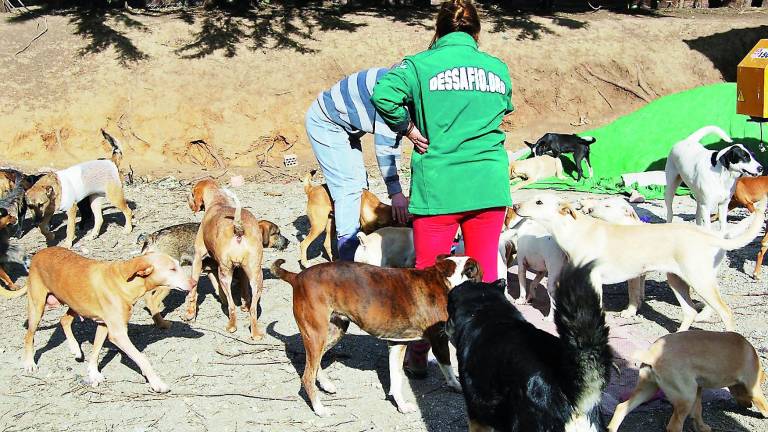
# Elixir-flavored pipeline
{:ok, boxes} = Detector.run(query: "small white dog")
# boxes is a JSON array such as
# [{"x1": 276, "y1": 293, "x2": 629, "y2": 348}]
[
  {"x1": 354, "y1": 227, "x2": 415, "y2": 268},
  {"x1": 665, "y1": 125, "x2": 762, "y2": 231},
  {"x1": 515, "y1": 193, "x2": 766, "y2": 331}
]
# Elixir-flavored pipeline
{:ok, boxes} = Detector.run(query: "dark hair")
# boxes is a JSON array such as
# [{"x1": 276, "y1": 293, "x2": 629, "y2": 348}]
[{"x1": 430, "y1": 0, "x2": 481, "y2": 48}]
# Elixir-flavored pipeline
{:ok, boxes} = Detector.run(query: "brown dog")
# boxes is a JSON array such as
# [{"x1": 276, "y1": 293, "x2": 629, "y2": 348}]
[
  {"x1": 271, "y1": 256, "x2": 482, "y2": 416},
  {"x1": 185, "y1": 179, "x2": 266, "y2": 339},
  {"x1": 299, "y1": 170, "x2": 402, "y2": 268},
  {"x1": 0, "y1": 209, "x2": 28, "y2": 293},
  {"x1": 725, "y1": 176, "x2": 768, "y2": 279},
  {"x1": 25, "y1": 131, "x2": 131, "y2": 248},
  {"x1": 21, "y1": 247, "x2": 194, "y2": 393},
  {"x1": 608, "y1": 330, "x2": 768, "y2": 432},
  {"x1": 138, "y1": 220, "x2": 288, "y2": 329}
]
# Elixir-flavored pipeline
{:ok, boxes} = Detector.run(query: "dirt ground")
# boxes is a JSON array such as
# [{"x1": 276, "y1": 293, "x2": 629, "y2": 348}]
[
  {"x1": 0, "y1": 173, "x2": 767, "y2": 432},
  {"x1": 1, "y1": 5, "x2": 767, "y2": 177}
]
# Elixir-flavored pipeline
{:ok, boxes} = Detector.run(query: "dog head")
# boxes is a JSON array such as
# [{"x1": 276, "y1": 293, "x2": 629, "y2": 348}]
[
  {"x1": 124, "y1": 252, "x2": 195, "y2": 292},
  {"x1": 258, "y1": 220, "x2": 288, "y2": 250},
  {"x1": 524, "y1": 138, "x2": 551, "y2": 157},
  {"x1": 24, "y1": 174, "x2": 58, "y2": 222},
  {"x1": 354, "y1": 231, "x2": 381, "y2": 266},
  {"x1": 0, "y1": 207, "x2": 17, "y2": 230},
  {"x1": 188, "y1": 179, "x2": 219, "y2": 212},
  {"x1": 445, "y1": 278, "x2": 507, "y2": 343},
  {"x1": 578, "y1": 197, "x2": 640, "y2": 225},
  {"x1": 716, "y1": 144, "x2": 763, "y2": 177},
  {"x1": 513, "y1": 193, "x2": 577, "y2": 225},
  {"x1": 434, "y1": 255, "x2": 483, "y2": 289}
]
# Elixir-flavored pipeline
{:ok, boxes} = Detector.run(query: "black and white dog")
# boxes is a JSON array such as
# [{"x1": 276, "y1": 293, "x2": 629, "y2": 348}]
[
  {"x1": 525, "y1": 133, "x2": 597, "y2": 181},
  {"x1": 665, "y1": 125, "x2": 763, "y2": 232},
  {"x1": 446, "y1": 262, "x2": 612, "y2": 432}
]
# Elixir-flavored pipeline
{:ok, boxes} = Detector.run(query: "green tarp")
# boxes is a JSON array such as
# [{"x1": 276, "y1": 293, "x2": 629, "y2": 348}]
[{"x1": 516, "y1": 83, "x2": 768, "y2": 199}]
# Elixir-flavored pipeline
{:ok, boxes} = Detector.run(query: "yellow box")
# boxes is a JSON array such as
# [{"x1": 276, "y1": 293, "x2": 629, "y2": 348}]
[{"x1": 737, "y1": 39, "x2": 768, "y2": 119}]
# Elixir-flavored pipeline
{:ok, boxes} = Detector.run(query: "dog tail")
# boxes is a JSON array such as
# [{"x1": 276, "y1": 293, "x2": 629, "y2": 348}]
[
  {"x1": 713, "y1": 198, "x2": 767, "y2": 250},
  {"x1": 554, "y1": 261, "x2": 612, "y2": 413},
  {"x1": 101, "y1": 129, "x2": 123, "y2": 169},
  {"x1": 579, "y1": 136, "x2": 597, "y2": 145},
  {"x1": 0, "y1": 284, "x2": 27, "y2": 299},
  {"x1": 270, "y1": 259, "x2": 297, "y2": 285},
  {"x1": 221, "y1": 188, "x2": 244, "y2": 238},
  {"x1": 303, "y1": 170, "x2": 317, "y2": 195},
  {"x1": 688, "y1": 125, "x2": 733, "y2": 145}
]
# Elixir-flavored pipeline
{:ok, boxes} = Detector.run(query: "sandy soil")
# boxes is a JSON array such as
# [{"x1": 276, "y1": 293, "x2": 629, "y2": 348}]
[
  {"x1": 1, "y1": 5, "x2": 767, "y2": 178},
  {"x1": 0, "y1": 174, "x2": 766, "y2": 431}
]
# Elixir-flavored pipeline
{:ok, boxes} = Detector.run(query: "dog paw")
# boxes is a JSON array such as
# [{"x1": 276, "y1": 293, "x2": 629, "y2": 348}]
[
  {"x1": 123, "y1": 226, "x2": 133, "y2": 234},
  {"x1": 620, "y1": 308, "x2": 638, "y2": 319},
  {"x1": 318, "y1": 379, "x2": 337, "y2": 394},
  {"x1": 154, "y1": 318, "x2": 172, "y2": 330},
  {"x1": 149, "y1": 380, "x2": 170, "y2": 394},
  {"x1": 396, "y1": 402, "x2": 417, "y2": 414},
  {"x1": 83, "y1": 370, "x2": 105, "y2": 387},
  {"x1": 544, "y1": 313, "x2": 555, "y2": 322},
  {"x1": 62, "y1": 240, "x2": 73, "y2": 249},
  {"x1": 313, "y1": 404, "x2": 333, "y2": 417},
  {"x1": 250, "y1": 329, "x2": 265, "y2": 341},
  {"x1": 22, "y1": 361, "x2": 38, "y2": 373},
  {"x1": 447, "y1": 380, "x2": 462, "y2": 393},
  {"x1": 181, "y1": 309, "x2": 197, "y2": 322},
  {"x1": 514, "y1": 297, "x2": 529, "y2": 305}
]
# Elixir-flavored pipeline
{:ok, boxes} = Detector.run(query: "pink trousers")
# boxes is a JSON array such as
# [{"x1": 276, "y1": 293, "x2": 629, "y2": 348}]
[{"x1": 413, "y1": 207, "x2": 506, "y2": 282}]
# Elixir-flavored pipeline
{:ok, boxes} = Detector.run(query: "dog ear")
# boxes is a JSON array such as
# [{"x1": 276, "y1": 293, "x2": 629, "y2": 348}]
[
  {"x1": 124, "y1": 257, "x2": 154, "y2": 281},
  {"x1": 503, "y1": 241, "x2": 516, "y2": 264},
  {"x1": 0, "y1": 214, "x2": 16, "y2": 229},
  {"x1": 434, "y1": 257, "x2": 457, "y2": 277},
  {"x1": 491, "y1": 278, "x2": 506, "y2": 293},
  {"x1": 462, "y1": 258, "x2": 483, "y2": 282},
  {"x1": 523, "y1": 141, "x2": 535, "y2": 148},
  {"x1": 188, "y1": 191, "x2": 204, "y2": 213},
  {"x1": 356, "y1": 232, "x2": 367, "y2": 247},
  {"x1": 558, "y1": 203, "x2": 578, "y2": 219},
  {"x1": 45, "y1": 185, "x2": 55, "y2": 199},
  {"x1": 258, "y1": 221, "x2": 272, "y2": 247}
]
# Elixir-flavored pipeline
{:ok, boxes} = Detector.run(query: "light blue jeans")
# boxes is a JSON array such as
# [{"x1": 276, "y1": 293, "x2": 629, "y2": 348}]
[{"x1": 305, "y1": 100, "x2": 367, "y2": 260}]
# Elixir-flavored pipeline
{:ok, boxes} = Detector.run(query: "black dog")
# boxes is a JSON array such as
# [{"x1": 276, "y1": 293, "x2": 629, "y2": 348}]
[
  {"x1": 446, "y1": 262, "x2": 612, "y2": 432},
  {"x1": 525, "y1": 133, "x2": 597, "y2": 181}
]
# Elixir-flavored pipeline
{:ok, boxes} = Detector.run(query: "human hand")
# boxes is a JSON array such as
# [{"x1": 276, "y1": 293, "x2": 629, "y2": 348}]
[
  {"x1": 406, "y1": 123, "x2": 429, "y2": 154},
  {"x1": 390, "y1": 192, "x2": 411, "y2": 224}
]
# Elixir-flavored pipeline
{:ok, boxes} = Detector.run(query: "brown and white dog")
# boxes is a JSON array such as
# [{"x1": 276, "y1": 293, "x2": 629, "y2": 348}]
[
  {"x1": 271, "y1": 256, "x2": 482, "y2": 416},
  {"x1": 299, "y1": 170, "x2": 404, "y2": 267},
  {"x1": 609, "y1": 330, "x2": 768, "y2": 432},
  {"x1": 25, "y1": 130, "x2": 132, "y2": 248},
  {"x1": 724, "y1": 176, "x2": 768, "y2": 279},
  {"x1": 185, "y1": 179, "x2": 266, "y2": 339},
  {"x1": 21, "y1": 247, "x2": 194, "y2": 393}
]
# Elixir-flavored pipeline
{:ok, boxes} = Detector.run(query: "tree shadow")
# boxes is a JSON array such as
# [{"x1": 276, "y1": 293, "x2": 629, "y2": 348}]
[{"x1": 685, "y1": 25, "x2": 768, "y2": 82}]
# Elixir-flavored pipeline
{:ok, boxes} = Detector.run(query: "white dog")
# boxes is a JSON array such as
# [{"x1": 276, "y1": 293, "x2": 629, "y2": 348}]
[
  {"x1": 515, "y1": 193, "x2": 766, "y2": 331},
  {"x1": 354, "y1": 227, "x2": 415, "y2": 268},
  {"x1": 665, "y1": 125, "x2": 762, "y2": 231}
]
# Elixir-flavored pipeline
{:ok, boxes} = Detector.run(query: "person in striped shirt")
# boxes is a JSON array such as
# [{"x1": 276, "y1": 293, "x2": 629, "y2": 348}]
[{"x1": 305, "y1": 67, "x2": 409, "y2": 261}]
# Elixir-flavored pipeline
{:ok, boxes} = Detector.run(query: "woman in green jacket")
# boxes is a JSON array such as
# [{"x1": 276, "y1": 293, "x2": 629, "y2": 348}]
[{"x1": 371, "y1": 0, "x2": 513, "y2": 377}]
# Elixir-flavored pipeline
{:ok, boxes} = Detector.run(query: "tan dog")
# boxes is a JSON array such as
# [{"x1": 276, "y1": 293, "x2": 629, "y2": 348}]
[
  {"x1": 21, "y1": 247, "x2": 194, "y2": 393},
  {"x1": 271, "y1": 256, "x2": 481, "y2": 416},
  {"x1": 514, "y1": 193, "x2": 766, "y2": 331},
  {"x1": 608, "y1": 330, "x2": 768, "y2": 432},
  {"x1": 25, "y1": 130, "x2": 131, "y2": 248},
  {"x1": 508, "y1": 154, "x2": 564, "y2": 192},
  {"x1": 577, "y1": 197, "x2": 647, "y2": 318},
  {"x1": 185, "y1": 179, "x2": 266, "y2": 339},
  {"x1": 299, "y1": 170, "x2": 402, "y2": 268},
  {"x1": 354, "y1": 227, "x2": 415, "y2": 268}
]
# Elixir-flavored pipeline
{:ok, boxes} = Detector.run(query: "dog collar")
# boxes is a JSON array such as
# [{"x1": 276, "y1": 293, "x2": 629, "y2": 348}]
[{"x1": 710, "y1": 151, "x2": 719, "y2": 167}]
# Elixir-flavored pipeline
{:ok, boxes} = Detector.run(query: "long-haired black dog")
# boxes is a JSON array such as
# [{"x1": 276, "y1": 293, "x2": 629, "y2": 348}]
[
  {"x1": 525, "y1": 133, "x2": 597, "y2": 181},
  {"x1": 446, "y1": 261, "x2": 612, "y2": 432}
]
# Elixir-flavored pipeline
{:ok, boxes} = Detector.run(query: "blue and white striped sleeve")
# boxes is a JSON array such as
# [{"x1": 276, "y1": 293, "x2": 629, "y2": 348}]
[{"x1": 374, "y1": 133, "x2": 402, "y2": 197}]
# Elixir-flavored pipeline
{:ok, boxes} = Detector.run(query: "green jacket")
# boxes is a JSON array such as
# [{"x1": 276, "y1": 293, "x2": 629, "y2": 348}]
[{"x1": 371, "y1": 32, "x2": 514, "y2": 215}]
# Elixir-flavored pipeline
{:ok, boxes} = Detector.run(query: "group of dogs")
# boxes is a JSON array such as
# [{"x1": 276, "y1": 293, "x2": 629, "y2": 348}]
[{"x1": 0, "y1": 125, "x2": 767, "y2": 431}]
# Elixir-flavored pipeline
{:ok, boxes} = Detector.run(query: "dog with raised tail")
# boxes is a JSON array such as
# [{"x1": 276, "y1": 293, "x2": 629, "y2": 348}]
[
  {"x1": 25, "y1": 129, "x2": 132, "y2": 248},
  {"x1": 665, "y1": 125, "x2": 762, "y2": 231},
  {"x1": 185, "y1": 179, "x2": 266, "y2": 339},
  {"x1": 515, "y1": 193, "x2": 767, "y2": 332},
  {"x1": 446, "y1": 261, "x2": 612, "y2": 432}
]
